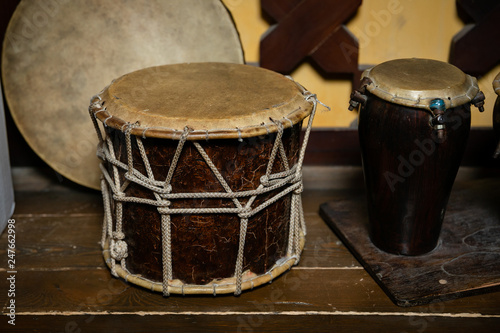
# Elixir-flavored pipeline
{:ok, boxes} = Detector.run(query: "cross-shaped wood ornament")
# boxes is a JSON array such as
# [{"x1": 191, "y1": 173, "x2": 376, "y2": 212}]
[
  {"x1": 449, "y1": 0, "x2": 500, "y2": 76},
  {"x1": 260, "y1": 0, "x2": 363, "y2": 89}
]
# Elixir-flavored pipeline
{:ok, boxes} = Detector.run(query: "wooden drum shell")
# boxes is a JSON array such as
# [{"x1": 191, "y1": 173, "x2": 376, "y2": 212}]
[
  {"x1": 105, "y1": 124, "x2": 302, "y2": 285},
  {"x1": 358, "y1": 95, "x2": 471, "y2": 255}
]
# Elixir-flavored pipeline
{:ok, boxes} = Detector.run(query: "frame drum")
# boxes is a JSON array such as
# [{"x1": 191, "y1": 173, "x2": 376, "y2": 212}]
[
  {"x1": 349, "y1": 58, "x2": 484, "y2": 256},
  {"x1": 2, "y1": 0, "x2": 243, "y2": 190},
  {"x1": 89, "y1": 63, "x2": 322, "y2": 295}
]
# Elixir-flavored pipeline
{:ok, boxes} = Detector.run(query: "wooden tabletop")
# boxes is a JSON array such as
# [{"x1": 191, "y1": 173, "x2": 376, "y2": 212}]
[{"x1": 1, "y1": 166, "x2": 499, "y2": 332}]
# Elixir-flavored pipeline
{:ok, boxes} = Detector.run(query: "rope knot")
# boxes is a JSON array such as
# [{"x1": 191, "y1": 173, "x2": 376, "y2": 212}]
[
  {"x1": 180, "y1": 126, "x2": 193, "y2": 140},
  {"x1": 303, "y1": 91, "x2": 330, "y2": 111},
  {"x1": 157, "y1": 199, "x2": 171, "y2": 207},
  {"x1": 160, "y1": 184, "x2": 173, "y2": 194},
  {"x1": 89, "y1": 95, "x2": 103, "y2": 111},
  {"x1": 238, "y1": 208, "x2": 252, "y2": 219},
  {"x1": 123, "y1": 121, "x2": 141, "y2": 134},
  {"x1": 304, "y1": 91, "x2": 317, "y2": 101},
  {"x1": 89, "y1": 102, "x2": 102, "y2": 113},
  {"x1": 96, "y1": 145, "x2": 105, "y2": 160},
  {"x1": 111, "y1": 240, "x2": 128, "y2": 261},
  {"x1": 292, "y1": 174, "x2": 303, "y2": 184},
  {"x1": 157, "y1": 207, "x2": 170, "y2": 214},
  {"x1": 269, "y1": 118, "x2": 285, "y2": 135},
  {"x1": 112, "y1": 231, "x2": 125, "y2": 240},
  {"x1": 294, "y1": 185, "x2": 303, "y2": 195}
]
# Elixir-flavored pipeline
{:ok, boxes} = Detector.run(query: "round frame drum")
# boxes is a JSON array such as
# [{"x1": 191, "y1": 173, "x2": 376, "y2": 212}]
[
  {"x1": 89, "y1": 63, "x2": 321, "y2": 295},
  {"x1": 350, "y1": 58, "x2": 484, "y2": 256},
  {"x1": 2, "y1": 0, "x2": 243, "y2": 190}
]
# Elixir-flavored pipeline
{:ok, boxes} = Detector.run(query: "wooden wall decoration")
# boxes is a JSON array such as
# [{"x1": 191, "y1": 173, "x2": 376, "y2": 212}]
[
  {"x1": 260, "y1": 0, "x2": 363, "y2": 89},
  {"x1": 449, "y1": 0, "x2": 500, "y2": 76}
]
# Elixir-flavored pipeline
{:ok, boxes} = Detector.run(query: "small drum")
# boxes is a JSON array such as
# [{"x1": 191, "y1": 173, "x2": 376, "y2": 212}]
[
  {"x1": 493, "y1": 73, "x2": 500, "y2": 157},
  {"x1": 89, "y1": 63, "x2": 322, "y2": 295},
  {"x1": 349, "y1": 58, "x2": 485, "y2": 256}
]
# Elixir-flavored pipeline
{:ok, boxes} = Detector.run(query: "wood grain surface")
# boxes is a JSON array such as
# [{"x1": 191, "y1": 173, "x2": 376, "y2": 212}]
[
  {"x1": 358, "y1": 97, "x2": 471, "y2": 255},
  {"x1": 1, "y1": 166, "x2": 499, "y2": 332},
  {"x1": 320, "y1": 178, "x2": 500, "y2": 306}
]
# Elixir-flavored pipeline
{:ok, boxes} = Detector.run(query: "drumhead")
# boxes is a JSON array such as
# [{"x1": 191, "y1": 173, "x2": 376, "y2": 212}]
[
  {"x1": 2, "y1": 0, "x2": 243, "y2": 190},
  {"x1": 362, "y1": 58, "x2": 479, "y2": 110},
  {"x1": 93, "y1": 63, "x2": 313, "y2": 140},
  {"x1": 493, "y1": 72, "x2": 500, "y2": 96}
]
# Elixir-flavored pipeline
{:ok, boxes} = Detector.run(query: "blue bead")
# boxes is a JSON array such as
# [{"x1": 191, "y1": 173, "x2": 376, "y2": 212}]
[{"x1": 430, "y1": 99, "x2": 446, "y2": 111}]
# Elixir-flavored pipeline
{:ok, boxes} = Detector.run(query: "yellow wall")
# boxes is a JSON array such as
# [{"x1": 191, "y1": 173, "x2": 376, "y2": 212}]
[{"x1": 223, "y1": 0, "x2": 498, "y2": 128}]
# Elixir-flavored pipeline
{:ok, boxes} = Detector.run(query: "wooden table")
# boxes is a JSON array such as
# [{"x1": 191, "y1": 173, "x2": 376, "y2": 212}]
[{"x1": 1, "y1": 166, "x2": 499, "y2": 332}]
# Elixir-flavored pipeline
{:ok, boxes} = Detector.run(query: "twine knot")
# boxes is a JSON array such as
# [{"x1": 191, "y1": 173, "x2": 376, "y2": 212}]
[
  {"x1": 123, "y1": 121, "x2": 141, "y2": 134},
  {"x1": 112, "y1": 231, "x2": 125, "y2": 240},
  {"x1": 114, "y1": 192, "x2": 126, "y2": 199},
  {"x1": 238, "y1": 208, "x2": 252, "y2": 219},
  {"x1": 111, "y1": 240, "x2": 128, "y2": 260},
  {"x1": 159, "y1": 184, "x2": 173, "y2": 195},
  {"x1": 304, "y1": 91, "x2": 316, "y2": 101},
  {"x1": 157, "y1": 199, "x2": 171, "y2": 207}
]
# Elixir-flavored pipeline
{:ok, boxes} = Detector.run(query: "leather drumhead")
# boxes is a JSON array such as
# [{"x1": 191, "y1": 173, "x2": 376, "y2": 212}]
[
  {"x1": 93, "y1": 63, "x2": 313, "y2": 140},
  {"x1": 362, "y1": 58, "x2": 479, "y2": 111},
  {"x1": 2, "y1": 0, "x2": 244, "y2": 190}
]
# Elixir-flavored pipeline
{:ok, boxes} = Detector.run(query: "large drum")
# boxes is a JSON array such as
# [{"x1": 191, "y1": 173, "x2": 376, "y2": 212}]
[
  {"x1": 89, "y1": 63, "x2": 322, "y2": 295},
  {"x1": 349, "y1": 58, "x2": 484, "y2": 256}
]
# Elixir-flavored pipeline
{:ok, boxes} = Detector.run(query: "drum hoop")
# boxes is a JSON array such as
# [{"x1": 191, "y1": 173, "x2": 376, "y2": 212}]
[
  {"x1": 101, "y1": 234, "x2": 304, "y2": 295},
  {"x1": 362, "y1": 66, "x2": 480, "y2": 111},
  {"x1": 91, "y1": 107, "x2": 309, "y2": 140}
]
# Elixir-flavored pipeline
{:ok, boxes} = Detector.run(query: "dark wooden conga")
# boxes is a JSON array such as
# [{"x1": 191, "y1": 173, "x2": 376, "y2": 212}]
[
  {"x1": 349, "y1": 58, "x2": 484, "y2": 256},
  {"x1": 88, "y1": 63, "x2": 319, "y2": 295}
]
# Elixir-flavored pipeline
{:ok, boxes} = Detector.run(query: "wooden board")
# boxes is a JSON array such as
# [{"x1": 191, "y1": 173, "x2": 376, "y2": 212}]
[
  {"x1": 1, "y1": 167, "x2": 500, "y2": 332},
  {"x1": 320, "y1": 177, "x2": 500, "y2": 307}
]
